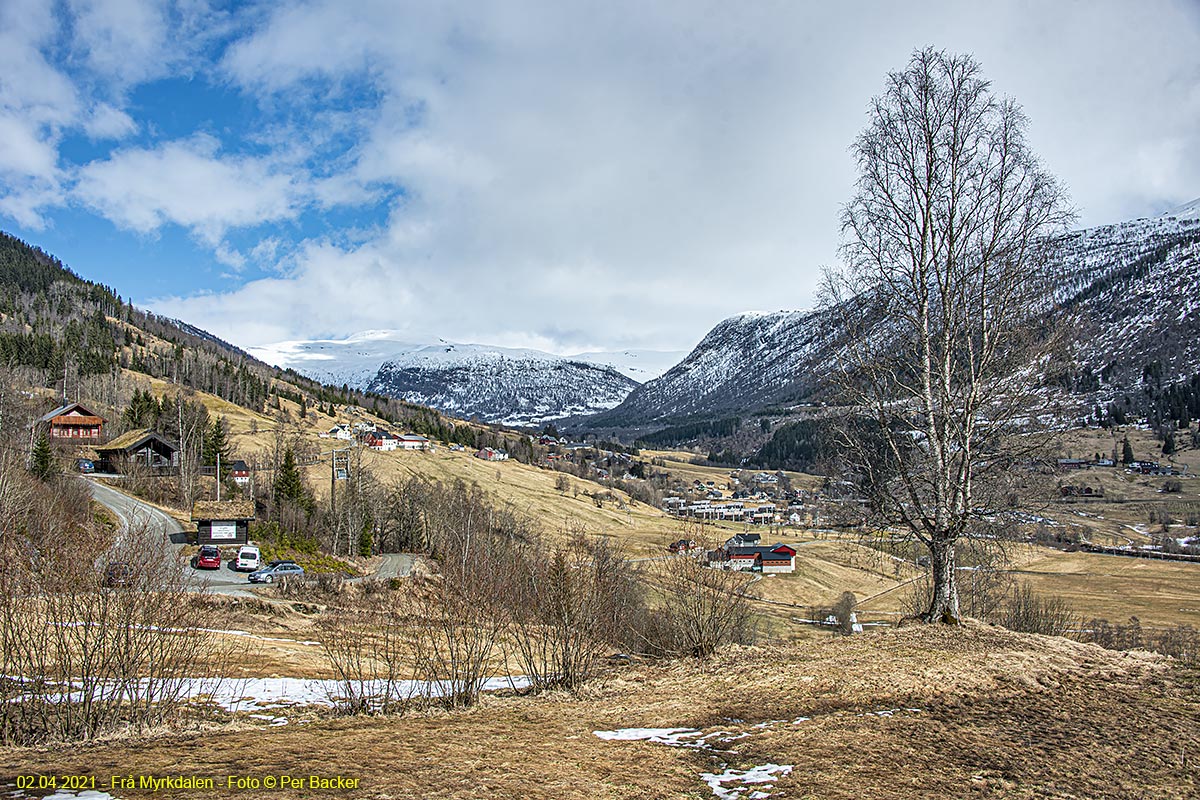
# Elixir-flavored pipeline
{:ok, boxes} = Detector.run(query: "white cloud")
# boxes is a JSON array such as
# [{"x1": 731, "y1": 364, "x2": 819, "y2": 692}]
[
  {"x1": 74, "y1": 134, "x2": 303, "y2": 242},
  {"x1": 67, "y1": 0, "x2": 171, "y2": 85},
  {"x1": 83, "y1": 102, "x2": 138, "y2": 139},
  {"x1": 3, "y1": 1, "x2": 1199, "y2": 355},
  {"x1": 176, "y1": 0, "x2": 1200, "y2": 354}
]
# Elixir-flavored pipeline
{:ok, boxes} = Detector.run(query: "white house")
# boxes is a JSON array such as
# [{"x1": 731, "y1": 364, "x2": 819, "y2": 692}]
[
  {"x1": 398, "y1": 434, "x2": 431, "y2": 451},
  {"x1": 321, "y1": 424, "x2": 353, "y2": 441}
]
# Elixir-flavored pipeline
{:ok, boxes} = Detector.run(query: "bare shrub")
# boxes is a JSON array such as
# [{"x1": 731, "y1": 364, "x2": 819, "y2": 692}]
[
  {"x1": 832, "y1": 592, "x2": 857, "y2": 635},
  {"x1": 317, "y1": 601, "x2": 411, "y2": 715},
  {"x1": 0, "y1": 507, "x2": 222, "y2": 744},
  {"x1": 638, "y1": 555, "x2": 756, "y2": 658},
  {"x1": 507, "y1": 533, "x2": 640, "y2": 692},
  {"x1": 996, "y1": 583, "x2": 1076, "y2": 637},
  {"x1": 1079, "y1": 618, "x2": 1199, "y2": 665}
]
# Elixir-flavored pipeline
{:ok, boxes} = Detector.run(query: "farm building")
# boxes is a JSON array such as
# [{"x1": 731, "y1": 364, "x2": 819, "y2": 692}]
[
  {"x1": 229, "y1": 460, "x2": 251, "y2": 487},
  {"x1": 364, "y1": 431, "x2": 399, "y2": 451}
]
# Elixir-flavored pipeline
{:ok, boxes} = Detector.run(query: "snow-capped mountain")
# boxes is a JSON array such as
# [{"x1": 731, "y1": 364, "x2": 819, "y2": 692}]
[
  {"x1": 248, "y1": 332, "x2": 677, "y2": 427},
  {"x1": 585, "y1": 200, "x2": 1200, "y2": 434}
]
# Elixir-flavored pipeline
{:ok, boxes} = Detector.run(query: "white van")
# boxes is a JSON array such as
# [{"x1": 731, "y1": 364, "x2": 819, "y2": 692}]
[{"x1": 234, "y1": 545, "x2": 261, "y2": 572}]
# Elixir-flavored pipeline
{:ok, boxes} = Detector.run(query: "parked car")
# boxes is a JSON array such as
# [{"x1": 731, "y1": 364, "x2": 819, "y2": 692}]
[
  {"x1": 102, "y1": 561, "x2": 134, "y2": 587},
  {"x1": 192, "y1": 545, "x2": 221, "y2": 570},
  {"x1": 76, "y1": 459, "x2": 95, "y2": 474},
  {"x1": 234, "y1": 545, "x2": 261, "y2": 572},
  {"x1": 248, "y1": 562, "x2": 305, "y2": 584}
]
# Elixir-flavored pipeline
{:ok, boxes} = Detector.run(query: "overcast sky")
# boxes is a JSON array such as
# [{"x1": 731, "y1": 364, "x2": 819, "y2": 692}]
[{"x1": 2, "y1": 1, "x2": 1198, "y2": 357}]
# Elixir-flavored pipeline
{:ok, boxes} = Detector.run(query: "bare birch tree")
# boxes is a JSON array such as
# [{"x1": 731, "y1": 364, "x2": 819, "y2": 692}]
[{"x1": 824, "y1": 48, "x2": 1073, "y2": 623}]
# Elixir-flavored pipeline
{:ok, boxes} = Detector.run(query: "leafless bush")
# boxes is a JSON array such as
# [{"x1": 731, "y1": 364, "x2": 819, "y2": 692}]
[
  {"x1": 317, "y1": 601, "x2": 411, "y2": 715},
  {"x1": 832, "y1": 592, "x2": 857, "y2": 635},
  {"x1": 637, "y1": 555, "x2": 756, "y2": 658},
  {"x1": 507, "y1": 533, "x2": 640, "y2": 692},
  {"x1": 1078, "y1": 618, "x2": 1199, "y2": 665},
  {"x1": 995, "y1": 583, "x2": 1076, "y2": 637},
  {"x1": 0, "y1": 506, "x2": 223, "y2": 745}
]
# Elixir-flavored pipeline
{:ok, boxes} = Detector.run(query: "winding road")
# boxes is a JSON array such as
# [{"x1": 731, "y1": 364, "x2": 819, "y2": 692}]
[{"x1": 85, "y1": 477, "x2": 413, "y2": 593}]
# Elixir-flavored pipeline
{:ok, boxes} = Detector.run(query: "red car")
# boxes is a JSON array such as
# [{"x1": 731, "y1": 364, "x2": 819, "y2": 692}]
[{"x1": 192, "y1": 545, "x2": 221, "y2": 570}]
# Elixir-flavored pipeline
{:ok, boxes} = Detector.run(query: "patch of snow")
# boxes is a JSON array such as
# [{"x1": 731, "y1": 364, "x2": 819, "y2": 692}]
[
  {"x1": 699, "y1": 764, "x2": 793, "y2": 800},
  {"x1": 592, "y1": 727, "x2": 705, "y2": 747}
]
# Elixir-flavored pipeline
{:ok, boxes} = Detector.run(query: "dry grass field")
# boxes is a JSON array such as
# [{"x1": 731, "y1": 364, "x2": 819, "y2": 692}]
[{"x1": 6, "y1": 623, "x2": 1195, "y2": 799}]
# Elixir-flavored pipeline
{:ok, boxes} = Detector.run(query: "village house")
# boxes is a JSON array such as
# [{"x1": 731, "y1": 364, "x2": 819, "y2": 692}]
[
  {"x1": 716, "y1": 542, "x2": 798, "y2": 574},
  {"x1": 39, "y1": 402, "x2": 105, "y2": 441},
  {"x1": 364, "y1": 430, "x2": 399, "y2": 451},
  {"x1": 320, "y1": 424, "x2": 354, "y2": 440},
  {"x1": 191, "y1": 499, "x2": 255, "y2": 546},
  {"x1": 397, "y1": 433, "x2": 431, "y2": 451},
  {"x1": 475, "y1": 447, "x2": 509, "y2": 461},
  {"x1": 95, "y1": 429, "x2": 179, "y2": 473},
  {"x1": 228, "y1": 459, "x2": 251, "y2": 487}
]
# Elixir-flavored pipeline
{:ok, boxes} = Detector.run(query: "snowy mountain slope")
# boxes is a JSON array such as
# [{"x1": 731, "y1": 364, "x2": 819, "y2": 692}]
[
  {"x1": 585, "y1": 205, "x2": 1200, "y2": 434},
  {"x1": 367, "y1": 347, "x2": 639, "y2": 427},
  {"x1": 250, "y1": 332, "x2": 647, "y2": 427},
  {"x1": 567, "y1": 349, "x2": 687, "y2": 382}
]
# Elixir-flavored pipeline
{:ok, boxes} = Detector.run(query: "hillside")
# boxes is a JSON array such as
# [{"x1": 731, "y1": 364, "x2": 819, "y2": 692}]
[
  {"x1": 583, "y1": 203, "x2": 1200, "y2": 440},
  {"x1": 6, "y1": 622, "x2": 1193, "y2": 799}
]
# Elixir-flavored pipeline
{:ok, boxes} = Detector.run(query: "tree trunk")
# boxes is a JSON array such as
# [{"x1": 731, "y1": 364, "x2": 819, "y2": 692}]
[{"x1": 925, "y1": 539, "x2": 961, "y2": 624}]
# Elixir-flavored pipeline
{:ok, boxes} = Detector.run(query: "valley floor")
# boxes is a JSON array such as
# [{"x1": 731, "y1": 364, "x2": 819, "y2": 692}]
[{"x1": 5, "y1": 624, "x2": 1196, "y2": 799}]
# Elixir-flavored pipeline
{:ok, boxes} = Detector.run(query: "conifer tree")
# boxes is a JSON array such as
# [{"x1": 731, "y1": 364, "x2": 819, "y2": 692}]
[
  {"x1": 274, "y1": 447, "x2": 307, "y2": 507},
  {"x1": 30, "y1": 432, "x2": 55, "y2": 481},
  {"x1": 1122, "y1": 437, "x2": 1135, "y2": 465}
]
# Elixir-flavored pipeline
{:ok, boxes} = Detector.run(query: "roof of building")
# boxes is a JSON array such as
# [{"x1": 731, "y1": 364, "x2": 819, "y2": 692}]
[
  {"x1": 191, "y1": 499, "x2": 256, "y2": 521},
  {"x1": 228, "y1": 460, "x2": 250, "y2": 471},
  {"x1": 39, "y1": 402, "x2": 104, "y2": 424},
  {"x1": 398, "y1": 434, "x2": 429, "y2": 441},
  {"x1": 96, "y1": 428, "x2": 177, "y2": 453}
]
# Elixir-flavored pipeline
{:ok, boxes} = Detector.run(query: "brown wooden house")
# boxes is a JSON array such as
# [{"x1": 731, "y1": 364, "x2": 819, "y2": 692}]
[
  {"x1": 95, "y1": 429, "x2": 179, "y2": 473},
  {"x1": 191, "y1": 499, "x2": 255, "y2": 546},
  {"x1": 39, "y1": 402, "x2": 105, "y2": 441}
]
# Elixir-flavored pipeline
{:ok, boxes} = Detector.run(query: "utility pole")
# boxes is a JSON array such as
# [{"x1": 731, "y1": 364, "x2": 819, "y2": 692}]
[{"x1": 216, "y1": 451, "x2": 221, "y2": 502}]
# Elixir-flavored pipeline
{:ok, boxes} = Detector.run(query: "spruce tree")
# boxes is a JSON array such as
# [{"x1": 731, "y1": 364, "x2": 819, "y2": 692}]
[
  {"x1": 203, "y1": 417, "x2": 232, "y2": 478},
  {"x1": 274, "y1": 448, "x2": 307, "y2": 507},
  {"x1": 1121, "y1": 437, "x2": 1135, "y2": 465},
  {"x1": 30, "y1": 432, "x2": 55, "y2": 481}
]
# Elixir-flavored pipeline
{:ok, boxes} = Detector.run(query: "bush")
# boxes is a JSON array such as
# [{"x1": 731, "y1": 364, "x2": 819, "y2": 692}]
[
  {"x1": 996, "y1": 583, "x2": 1075, "y2": 637},
  {"x1": 1078, "y1": 617, "x2": 1199, "y2": 665}
]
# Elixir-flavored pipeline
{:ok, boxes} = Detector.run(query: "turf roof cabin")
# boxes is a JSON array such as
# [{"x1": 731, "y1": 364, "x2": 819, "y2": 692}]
[
  {"x1": 191, "y1": 499, "x2": 255, "y2": 546},
  {"x1": 94, "y1": 429, "x2": 178, "y2": 474}
]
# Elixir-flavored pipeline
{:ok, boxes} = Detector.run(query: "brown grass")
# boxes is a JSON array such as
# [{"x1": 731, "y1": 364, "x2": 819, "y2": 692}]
[{"x1": 4, "y1": 623, "x2": 1194, "y2": 799}]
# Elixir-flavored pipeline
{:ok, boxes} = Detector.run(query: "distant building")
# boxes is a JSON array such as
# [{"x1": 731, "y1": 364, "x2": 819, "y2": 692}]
[
  {"x1": 39, "y1": 402, "x2": 105, "y2": 441},
  {"x1": 321, "y1": 424, "x2": 353, "y2": 440},
  {"x1": 716, "y1": 542, "x2": 798, "y2": 574},
  {"x1": 397, "y1": 434, "x2": 431, "y2": 451},
  {"x1": 228, "y1": 459, "x2": 251, "y2": 487},
  {"x1": 365, "y1": 430, "x2": 399, "y2": 451},
  {"x1": 475, "y1": 447, "x2": 509, "y2": 461}
]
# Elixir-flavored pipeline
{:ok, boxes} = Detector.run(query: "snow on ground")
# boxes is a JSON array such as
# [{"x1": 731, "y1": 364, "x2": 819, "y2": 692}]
[
  {"x1": 594, "y1": 709, "x2": 925, "y2": 799},
  {"x1": 4, "y1": 789, "x2": 121, "y2": 800},
  {"x1": 12, "y1": 675, "x2": 530, "y2": 717},
  {"x1": 700, "y1": 764, "x2": 794, "y2": 800}
]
